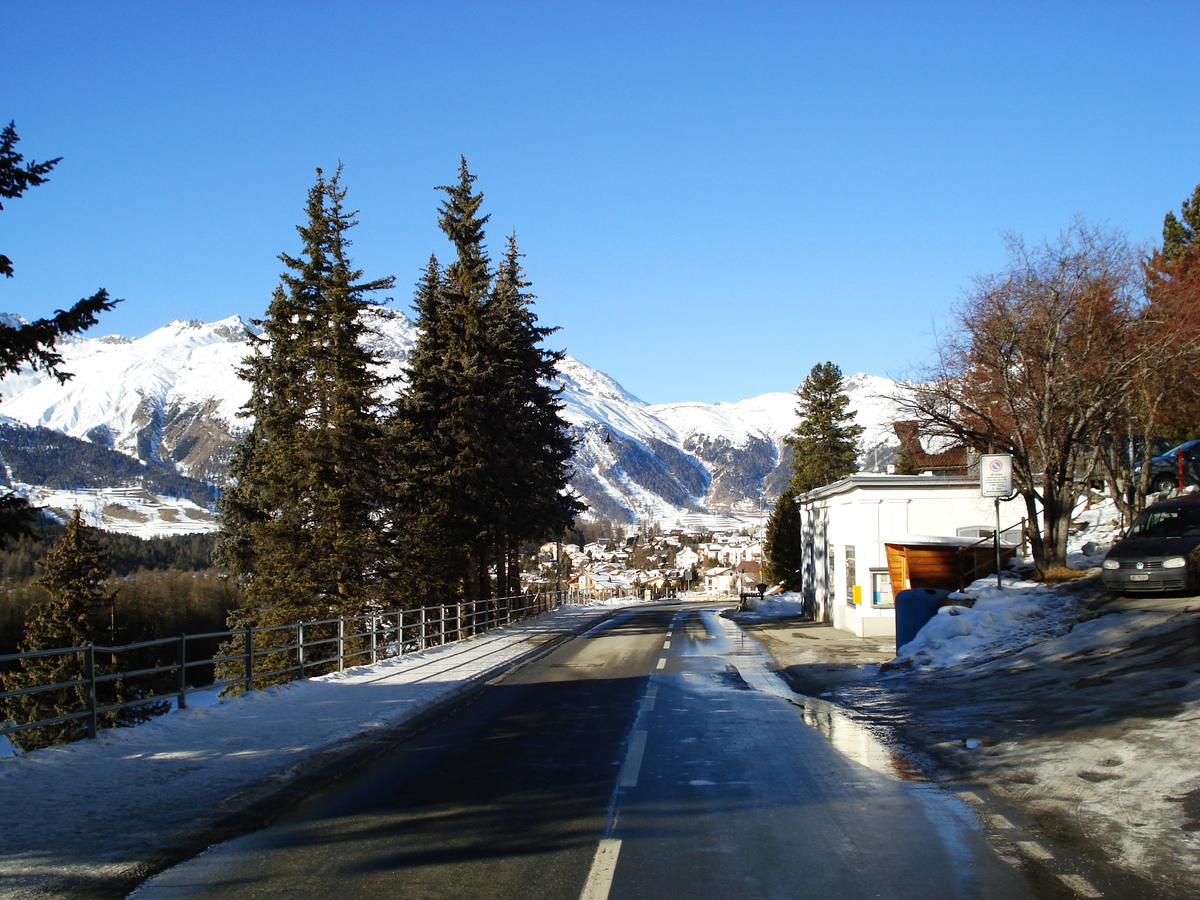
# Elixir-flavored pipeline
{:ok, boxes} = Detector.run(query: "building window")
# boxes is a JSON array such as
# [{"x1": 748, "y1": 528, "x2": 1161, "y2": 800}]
[
  {"x1": 871, "y1": 569, "x2": 893, "y2": 607},
  {"x1": 845, "y1": 546, "x2": 856, "y2": 604}
]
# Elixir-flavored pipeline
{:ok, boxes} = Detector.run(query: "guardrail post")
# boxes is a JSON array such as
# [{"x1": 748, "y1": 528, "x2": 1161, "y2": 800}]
[
  {"x1": 298, "y1": 622, "x2": 306, "y2": 678},
  {"x1": 397, "y1": 610, "x2": 404, "y2": 658},
  {"x1": 84, "y1": 643, "x2": 98, "y2": 740},
  {"x1": 176, "y1": 634, "x2": 187, "y2": 710},
  {"x1": 338, "y1": 617, "x2": 346, "y2": 672},
  {"x1": 370, "y1": 616, "x2": 378, "y2": 664},
  {"x1": 244, "y1": 624, "x2": 254, "y2": 692}
]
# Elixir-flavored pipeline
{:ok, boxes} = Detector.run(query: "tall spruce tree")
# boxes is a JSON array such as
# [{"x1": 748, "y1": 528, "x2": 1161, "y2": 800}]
[
  {"x1": 486, "y1": 234, "x2": 584, "y2": 595},
  {"x1": 1162, "y1": 183, "x2": 1200, "y2": 262},
  {"x1": 387, "y1": 160, "x2": 580, "y2": 606},
  {"x1": 763, "y1": 486, "x2": 802, "y2": 591},
  {"x1": 786, "y1": 362, "x2": 864, "y2": 494},
  {"x1": 1, "y1": 511, "x2": 165, "y2": 751},
  {"x1": 217, "y1": 166, "x2": 395, "y2": 629},
  {"x1": 0, "y1": 122, "x2": 118, "y2": 546}
]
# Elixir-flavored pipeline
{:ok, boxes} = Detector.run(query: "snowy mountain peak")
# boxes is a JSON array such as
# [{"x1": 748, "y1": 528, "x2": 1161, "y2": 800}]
[{"x1": 0, "y1": 317, "x2": 909, "y2": 534}]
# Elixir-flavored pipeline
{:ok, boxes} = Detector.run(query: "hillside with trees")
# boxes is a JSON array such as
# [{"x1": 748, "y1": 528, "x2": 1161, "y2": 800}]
[{"x1": 0, "y1": 423, "x2": 218, "y2": 506}]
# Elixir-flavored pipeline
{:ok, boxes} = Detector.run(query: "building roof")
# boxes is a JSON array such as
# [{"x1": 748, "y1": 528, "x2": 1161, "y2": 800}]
[{"x1": 796, "y1": 474, "x2": 982, "y2": 503}]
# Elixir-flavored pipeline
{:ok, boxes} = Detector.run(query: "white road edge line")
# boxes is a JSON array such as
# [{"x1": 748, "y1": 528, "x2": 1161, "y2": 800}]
[
  {"x1": 1016, "y1": 840, "x2": 1053, "y2": 861},
  {"x1": 620, "y1": 730, "x2": 648, "y2": 788},
  {"x1": 579, "y1": 838, "x2": 622, "y2": 900},
  {"x1": 1057, "y1": 873, "x2": 1103, "y2": 898}
]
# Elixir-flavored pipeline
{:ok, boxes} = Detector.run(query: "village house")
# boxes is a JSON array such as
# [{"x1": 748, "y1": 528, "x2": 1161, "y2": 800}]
[
  {"x1": 733, "y1": 559, "x2": 764, "y2": 594},
  {"x1": 702, "y1": 565, "x2": 735, "y2": 594},
  {"x1": 571, "y1": 570, "x2": 633, "y2": 600},
  {"x1": 674, "y1": 546, "x2": 701, "y2": 571}
]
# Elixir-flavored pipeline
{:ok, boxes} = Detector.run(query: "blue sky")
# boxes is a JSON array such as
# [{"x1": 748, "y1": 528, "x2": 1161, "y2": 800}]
[{"x1": 4, "y1": 1, "x2": 1199, "y2": 405}]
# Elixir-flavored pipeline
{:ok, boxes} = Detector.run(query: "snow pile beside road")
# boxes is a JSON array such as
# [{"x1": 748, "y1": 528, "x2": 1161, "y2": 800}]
[
  {"x1": 890, "y1": 577, "x2": 1087, "y2": 671},
  {"x1": 733, "y1": 595, "x2": 805, "y2": 620}
]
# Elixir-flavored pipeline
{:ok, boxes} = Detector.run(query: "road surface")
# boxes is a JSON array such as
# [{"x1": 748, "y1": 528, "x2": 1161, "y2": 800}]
[{"x1": 132, "y1": 604, "x2": 1033, "y2": 899}]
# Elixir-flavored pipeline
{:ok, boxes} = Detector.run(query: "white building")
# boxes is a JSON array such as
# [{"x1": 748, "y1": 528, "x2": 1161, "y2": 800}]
[
  {"x1": 796, "y1": 475, "x2": 1028, "y2": 638},
  {"x1": 702, "y1": 566, "x2": 735, "y2": 594},
  {"x1": 674, "y1": 546, "x2": 701, "y2": 570}
]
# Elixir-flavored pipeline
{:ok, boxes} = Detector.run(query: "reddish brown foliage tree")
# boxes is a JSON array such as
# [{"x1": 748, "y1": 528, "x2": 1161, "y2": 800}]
[{"x1": 898, "y1": 219, "x2": 1146, "y2": 572}]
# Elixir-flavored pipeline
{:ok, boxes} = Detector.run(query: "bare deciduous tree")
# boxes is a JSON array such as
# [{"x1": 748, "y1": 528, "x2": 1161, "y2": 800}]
[{"x1": 896, "y1": 218, "x2": 1146, "y2": 574}]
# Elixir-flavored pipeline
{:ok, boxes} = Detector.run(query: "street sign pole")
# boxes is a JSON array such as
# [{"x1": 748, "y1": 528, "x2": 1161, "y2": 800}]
[
  {"x1": 980, "y1": 454, "x2": 1014, "y2": 589},
  {"x1": 995, "y1": 496, "x2": 1002, "y2": 589}
]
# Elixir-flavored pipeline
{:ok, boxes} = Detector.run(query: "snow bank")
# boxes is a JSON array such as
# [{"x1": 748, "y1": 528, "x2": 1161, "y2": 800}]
[
  {"x1": 891, "y1": 577, "x2": 1085, "y2": 670},
  {"x1": 733, "y1": 592, "x2": 806, "y2": 621}
]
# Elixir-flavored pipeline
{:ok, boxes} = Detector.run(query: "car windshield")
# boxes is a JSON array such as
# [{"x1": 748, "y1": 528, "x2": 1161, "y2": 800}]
[
  {"x1": 1128, "y1": 506, "x2": 1200, "y2": 539},
  {"x1": 1159, "y1": 440, "x2": 1199, "y2": 459}
]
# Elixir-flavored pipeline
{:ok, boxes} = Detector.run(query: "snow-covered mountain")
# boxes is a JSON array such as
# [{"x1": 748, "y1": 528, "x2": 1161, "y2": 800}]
[{"x1": 0, "y1": 314, "x2": 907, "y2": 534}]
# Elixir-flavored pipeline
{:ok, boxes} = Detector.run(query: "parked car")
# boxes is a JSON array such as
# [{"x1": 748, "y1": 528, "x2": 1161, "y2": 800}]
[
  {"x1": 1136, "y1": 439, "x2": 1200, "y2": 493},
  {"x1": 1101, "y1": 496, "x2": 1200, "y2": 594}
]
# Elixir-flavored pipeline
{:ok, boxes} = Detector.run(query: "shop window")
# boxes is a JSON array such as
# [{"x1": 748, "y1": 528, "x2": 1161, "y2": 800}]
[{"x1": 871, "y1": 569, "x2": 893, "y2": 607}]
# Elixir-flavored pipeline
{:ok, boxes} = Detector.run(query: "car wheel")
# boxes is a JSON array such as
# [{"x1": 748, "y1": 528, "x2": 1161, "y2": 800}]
[{"x1": 1152, "y1": 474, "x2": 1177, "y2": 493}]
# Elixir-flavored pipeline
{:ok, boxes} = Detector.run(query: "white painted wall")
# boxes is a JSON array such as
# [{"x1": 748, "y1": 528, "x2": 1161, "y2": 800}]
[{"x1": 797, "y1": 476, "x2": 1028, "y2": 637}]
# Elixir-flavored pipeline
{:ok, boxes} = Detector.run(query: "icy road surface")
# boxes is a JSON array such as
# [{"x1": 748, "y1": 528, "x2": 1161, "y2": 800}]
[{"x1": 133, "y1": 605, "x2": 1031, "y2": 899}]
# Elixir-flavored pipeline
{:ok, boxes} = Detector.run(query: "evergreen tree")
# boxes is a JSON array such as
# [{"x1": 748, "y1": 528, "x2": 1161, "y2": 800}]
[
  {"x1": 0, "y1": 121, "x2": 118, "y2": 546},
  {"x1": 1162, "y1": 183, "x2": 1200, "y2": 262},
  {"x1": 387, "y1": 160, "x2": 580, "y2": 606},
  {"x1": 786, "y1": 362, "x2": 864, "y2": 494},
  {"x1": 217, "y1": 166, "x2": 395, "y2": 631},
  {"x1": 763, "y1": 487, "x2": 802, "y2": 591},
  {"x1": 1, "y1": 511, "x2": 165, "y2": 751},
  {"x1": 382, "y1": 256, "x2": 465, "y2": 608},
  {"x1": 485, "y1": 234, "x2": 584, "y2": 596}
]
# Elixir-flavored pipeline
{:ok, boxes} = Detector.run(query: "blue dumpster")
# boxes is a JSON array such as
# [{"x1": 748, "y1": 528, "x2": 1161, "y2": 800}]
[{"x1": 894, "y1": 588, "x2": 953, "y2": 651}]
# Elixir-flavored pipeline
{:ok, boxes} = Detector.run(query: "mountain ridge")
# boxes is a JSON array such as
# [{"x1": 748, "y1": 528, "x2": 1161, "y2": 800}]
[{"x1": 0, "y1": 314, "x2": 907, "y2": 534}]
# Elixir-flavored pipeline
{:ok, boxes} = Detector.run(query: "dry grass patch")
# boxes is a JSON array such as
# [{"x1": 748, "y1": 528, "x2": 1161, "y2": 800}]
[{"x1": 1036, "y1": 566, "x2": 1090, "y2": 585}]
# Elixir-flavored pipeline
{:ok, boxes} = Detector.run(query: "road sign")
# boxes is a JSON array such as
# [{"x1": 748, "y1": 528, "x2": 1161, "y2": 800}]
[{"x1": 980, "y1": 454, "x2": 1013, "y2": 498}]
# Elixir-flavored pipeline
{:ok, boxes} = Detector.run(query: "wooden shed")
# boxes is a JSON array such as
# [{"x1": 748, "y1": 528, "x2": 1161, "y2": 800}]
[{"x1": 885, "y1": 538, "x2": 1017, "y2": 593}]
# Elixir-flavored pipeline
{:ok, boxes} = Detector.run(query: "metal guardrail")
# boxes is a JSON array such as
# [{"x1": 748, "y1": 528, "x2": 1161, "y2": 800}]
[
  {"x1": 955, "y1": 518, "x2": 1029, "y2": 590},
  {"x1": 0, "y1": 590, "x2": 581, "y2": 748}
]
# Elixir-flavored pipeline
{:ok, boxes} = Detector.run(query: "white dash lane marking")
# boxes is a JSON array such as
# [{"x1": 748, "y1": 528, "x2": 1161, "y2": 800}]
[
  {"x1": 620, "y1": 730, "x2": 648, "y2": 788},
  {"x1": 663, "y1": 640, "x2": 671, "y2": 649},
  {"x1": 1016, "y1": 841, "x2": 1053, "y2": 860},
  {"x1": 988, "y1": 814, "x2": 1015, "y2": 830},
  {"x1": 1057, "y1": 873, "x2": 1102, "y2": 898},
  {"x1": 642, "y1": 687, "x2": 657, "y2": 712},
  {"x1": 656, "y1": 658, "x2": 667, "y2": 670},
  {"x1": 580, "y1": 838, "x2": 622, "y2": 900}
]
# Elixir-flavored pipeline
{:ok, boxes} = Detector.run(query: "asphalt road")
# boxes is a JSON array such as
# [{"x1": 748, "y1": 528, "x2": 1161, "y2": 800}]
[{"x1": 131, "y1": 604, "x2": 1035, "y2": 900}]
